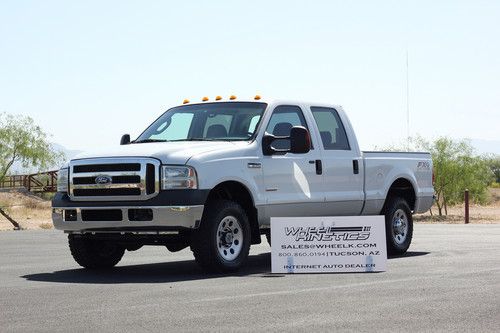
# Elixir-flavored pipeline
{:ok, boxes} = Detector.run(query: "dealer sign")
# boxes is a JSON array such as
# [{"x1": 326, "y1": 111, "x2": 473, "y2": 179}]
[{"x1": 271, "y1": 216, "x2": 387, "y2": 273}]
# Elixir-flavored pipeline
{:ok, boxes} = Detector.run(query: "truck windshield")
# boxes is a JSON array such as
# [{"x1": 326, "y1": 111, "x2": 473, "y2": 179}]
[{"x1": 135, "y1": 102, "x2": 267, "y2": 143}]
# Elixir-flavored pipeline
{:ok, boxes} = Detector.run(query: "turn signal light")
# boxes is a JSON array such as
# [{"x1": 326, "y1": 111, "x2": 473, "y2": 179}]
[
  {"x1": 254, "y1": 95, "x2": 261, "y2": 100},
  {"x1": 229, "y1": 95, "x2": 237, "y2": 100},
  {"x1": 182, "y1": 99, "x2": 189, "y2": 104},
  {"x1": 202, "y1": 96, "x2": 209, "y2": 102},
  {"x1": 215, "y1": 96, "x2": 222, "y2": 100}
]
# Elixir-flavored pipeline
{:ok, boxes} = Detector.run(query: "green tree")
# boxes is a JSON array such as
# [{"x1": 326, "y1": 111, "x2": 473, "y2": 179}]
[
  {"x1": 0, "y1": 113, "x2": 63, "y2": 182},
  {"x1": 418, "y1": 137, "x2": 493, "y2": 215},
  {"x1": 486, "y1": 156, "x2": 500, "y2": 183}
]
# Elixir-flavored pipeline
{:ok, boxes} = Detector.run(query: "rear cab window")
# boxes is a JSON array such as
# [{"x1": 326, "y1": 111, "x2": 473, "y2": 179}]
[{"x1": 310, "y1": 106, "x2": 350, "y2": 150}]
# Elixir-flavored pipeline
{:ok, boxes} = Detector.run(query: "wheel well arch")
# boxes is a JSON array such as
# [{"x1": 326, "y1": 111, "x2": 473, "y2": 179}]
[
  {"x1": 204, "y1": 181, "x2": 261, "y2": 244},
  {"x1": 382, "y1": 178, "x2": 416, "y2": 213}
]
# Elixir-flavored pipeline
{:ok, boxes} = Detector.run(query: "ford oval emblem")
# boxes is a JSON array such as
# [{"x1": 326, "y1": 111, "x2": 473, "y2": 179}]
[{"x1": 95, "y1": 175, "x2": 112, "y2": 185}]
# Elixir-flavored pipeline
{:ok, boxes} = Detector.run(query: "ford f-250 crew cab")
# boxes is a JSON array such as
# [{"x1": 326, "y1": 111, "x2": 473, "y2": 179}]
[{"x1": 52, "y1": 97, "x2": 434, "y2": 272}]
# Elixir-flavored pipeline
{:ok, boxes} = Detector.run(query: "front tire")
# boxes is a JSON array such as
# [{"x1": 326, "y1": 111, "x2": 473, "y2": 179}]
[
  {"x1": 68, "y1": 235, "x2": 125, "y2": 269},
  {"x1": 384, "y1": 197, "x2": 413, "y2": 255},
  {"x1": 191, "y1": 200, "x2": 251, "y2": 273}
]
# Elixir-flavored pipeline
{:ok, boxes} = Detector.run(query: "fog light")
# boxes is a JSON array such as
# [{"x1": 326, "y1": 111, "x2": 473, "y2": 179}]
[{"x1": 64, "y1": 209, "x2": 77, "y2": 222}]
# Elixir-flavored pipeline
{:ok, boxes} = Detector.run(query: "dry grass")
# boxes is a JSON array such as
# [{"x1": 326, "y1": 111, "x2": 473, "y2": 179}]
[
  {"x1": 490, "y1": 187, "x2": 500, "y2": 203},
  {"x1": 39, "y1": 222, "x2": 53, "y2": 229},
  {"x1": 0, "y1": 190, "x2": 52, "y2": 231}
]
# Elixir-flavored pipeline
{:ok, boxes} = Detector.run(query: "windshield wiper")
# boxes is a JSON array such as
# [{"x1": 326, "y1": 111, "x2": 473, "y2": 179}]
[
  {"x1": 133, "y1": 139, "x2": 167, "y2": 144},
  {"x1": 168, "y1": 138, "x2": 209, "y2": 142},
  {"x1": 134, "y1": 137, "x2": 238, "y2": 143}
]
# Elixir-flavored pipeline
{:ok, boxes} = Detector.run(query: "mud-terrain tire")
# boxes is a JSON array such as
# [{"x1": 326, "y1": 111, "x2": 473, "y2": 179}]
[
  {"x1": 191, "y1": 200, "x2": 251, "y2": 273},
  {"x1": 384, "y1": 197, "x2": 413, "y2": 255},
  {"x1": 68, "y1": 235, "x2": 125, "y2": 269}
]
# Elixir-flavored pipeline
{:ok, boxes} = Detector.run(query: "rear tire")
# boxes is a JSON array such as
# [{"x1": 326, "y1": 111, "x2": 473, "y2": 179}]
[
  {"x1": 384, "y1": 197, "x2": 413, "y2": 255},
  {"x1": 191, "y1": 200, "x2": 251, "y2": 273},
  {"x1": 68, "y1": 235, "x2": 125, "y2": 269}
]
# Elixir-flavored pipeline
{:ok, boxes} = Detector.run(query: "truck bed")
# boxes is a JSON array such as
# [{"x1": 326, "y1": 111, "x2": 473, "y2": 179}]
[{"x1": 361, "y1": 151, "x2": 434, "y2": 215}]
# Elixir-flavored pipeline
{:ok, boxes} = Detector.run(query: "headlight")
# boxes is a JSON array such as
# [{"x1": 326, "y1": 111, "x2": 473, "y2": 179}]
[
  {"x1": 161, "y1": 166, "x2": 197, "y2": 190},
  {"x1": 57, "y1": 168, "x2": 69, "y2": 192}
]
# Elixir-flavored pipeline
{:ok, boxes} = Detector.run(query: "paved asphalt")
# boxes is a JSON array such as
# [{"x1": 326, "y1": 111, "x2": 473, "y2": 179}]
[{"x1": 0, "y1": 224, "x2": 499, "y2": 332}]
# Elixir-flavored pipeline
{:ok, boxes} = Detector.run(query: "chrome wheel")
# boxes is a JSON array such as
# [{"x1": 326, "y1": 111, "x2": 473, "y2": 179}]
[
  {"x1": 216, "y1": 215, "x2": 243, "y2": 261},
  {"x1": 392, "y1": 208, "x2": 409, "y2": 245}
]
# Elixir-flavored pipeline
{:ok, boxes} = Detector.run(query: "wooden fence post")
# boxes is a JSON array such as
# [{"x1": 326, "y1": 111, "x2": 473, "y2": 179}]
[{"x1": 464, "y1": 189, "x2": 469, "y2": 224}]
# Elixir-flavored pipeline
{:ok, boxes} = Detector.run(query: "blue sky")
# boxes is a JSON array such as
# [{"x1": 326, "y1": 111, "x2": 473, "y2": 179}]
[{"x1": 1, "y1": 1, "x2": 499, "y2": 153}]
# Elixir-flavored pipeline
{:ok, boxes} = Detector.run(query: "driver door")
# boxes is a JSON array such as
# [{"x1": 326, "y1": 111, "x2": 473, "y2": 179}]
[{"x1": 260, "y1": 105, "x2": 325, "y2": 219}]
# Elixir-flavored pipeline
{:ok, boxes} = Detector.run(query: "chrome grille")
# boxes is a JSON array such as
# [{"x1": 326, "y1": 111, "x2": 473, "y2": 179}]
[{"x1": 69, "y1": 158, "x2": 160, "y2": 201}]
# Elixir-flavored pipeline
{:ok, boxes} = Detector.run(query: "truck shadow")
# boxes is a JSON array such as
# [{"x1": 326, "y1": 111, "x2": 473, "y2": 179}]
[
  {"x1": 388, "y1": 251, "x2": 429, "y2": 259},
  {"x1": 22, "y1": 251, "x2": 429, "y2": 284},
  {"x1": 22, "y1": 252, "x2": 272, "y2": 284}
]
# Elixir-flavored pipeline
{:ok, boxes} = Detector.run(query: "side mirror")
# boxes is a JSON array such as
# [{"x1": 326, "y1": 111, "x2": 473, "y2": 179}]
[
  {"x1": 262, "y1": 133, "x2": 276, "y2": 156},
  {"x1": 262, "y1": 126, "x2": 311, "y2": 156},
  {"x1": 290, "y1": 126, "x2": 311, "y2": 154},
  {"x1": 120, "y1": 134, "x2": 131, "y2": 145}
]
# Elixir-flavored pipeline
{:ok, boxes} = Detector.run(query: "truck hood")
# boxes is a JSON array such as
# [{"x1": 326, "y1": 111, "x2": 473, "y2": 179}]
[{"x1": 72, "y1": 141, "x2": 243, "y2": 165}]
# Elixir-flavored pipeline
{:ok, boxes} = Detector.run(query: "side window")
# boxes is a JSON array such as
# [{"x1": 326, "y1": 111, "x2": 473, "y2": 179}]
[
  {"x1": 311, "y1": 107, "x2": 350, "y2": 150},
  {"x1": 266, "y1": 105, "x2": 309, "y2": 150}
]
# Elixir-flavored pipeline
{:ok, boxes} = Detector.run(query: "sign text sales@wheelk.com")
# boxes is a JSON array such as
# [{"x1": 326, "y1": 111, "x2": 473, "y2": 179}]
[{"x1": 271, "y1": 216, "x2": 387, "y2": 273}]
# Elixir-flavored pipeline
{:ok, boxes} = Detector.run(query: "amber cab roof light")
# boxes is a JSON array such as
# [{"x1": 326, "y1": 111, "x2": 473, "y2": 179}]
[{"x1": 183, "y1": 94, "x2": 263, "y2": 104}]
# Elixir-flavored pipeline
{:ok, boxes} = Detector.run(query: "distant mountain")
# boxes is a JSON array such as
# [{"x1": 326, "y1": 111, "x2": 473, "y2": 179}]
[
  {"x1": 51, "y1": 143, "x2": 83, "y2": 163},
  {"x1": 9, "y1": 143, "x2": 82, "y2": 175}
]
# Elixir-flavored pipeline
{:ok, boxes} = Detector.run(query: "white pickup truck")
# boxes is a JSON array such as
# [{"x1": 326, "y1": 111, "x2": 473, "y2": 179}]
[{"x1": 53, "y1": 97, "x2": 434, "y2": 272}]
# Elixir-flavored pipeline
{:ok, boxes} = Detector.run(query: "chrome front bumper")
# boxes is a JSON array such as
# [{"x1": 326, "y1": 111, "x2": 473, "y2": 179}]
[{"x1": 52, "y1": 205, "x2": 204, "y2": 231}]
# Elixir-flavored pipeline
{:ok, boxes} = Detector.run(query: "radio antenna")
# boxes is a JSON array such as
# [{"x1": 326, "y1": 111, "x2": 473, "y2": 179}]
[{"x1": 406, "y1": 49, "x2": 410, "y2": 151}]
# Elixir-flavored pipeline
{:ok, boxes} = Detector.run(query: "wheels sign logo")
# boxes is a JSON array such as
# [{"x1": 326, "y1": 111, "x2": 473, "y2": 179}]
[
  {"x1": 285, "y1": 226, "x2": 371, "y2": 241},
  {"x1": 95, "y1": 175, "x2": 112, "y2": 185}
]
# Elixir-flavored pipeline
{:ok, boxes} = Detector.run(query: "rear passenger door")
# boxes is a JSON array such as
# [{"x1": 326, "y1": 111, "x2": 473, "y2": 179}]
[{"x1": 310, "y1": 106, "x2": 364, "y2": 215}]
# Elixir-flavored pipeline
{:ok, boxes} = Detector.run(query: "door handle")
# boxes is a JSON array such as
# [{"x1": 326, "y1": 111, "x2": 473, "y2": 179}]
[
  {"x1": 353, "y1": 160, "x2": 359, "y2": 174},
  {"x1": 315, "y1": 160, "x2": 322, "y2": 175},
  {"x1": 247, "y1": 162, "x2": 262, "y2": 169}
]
